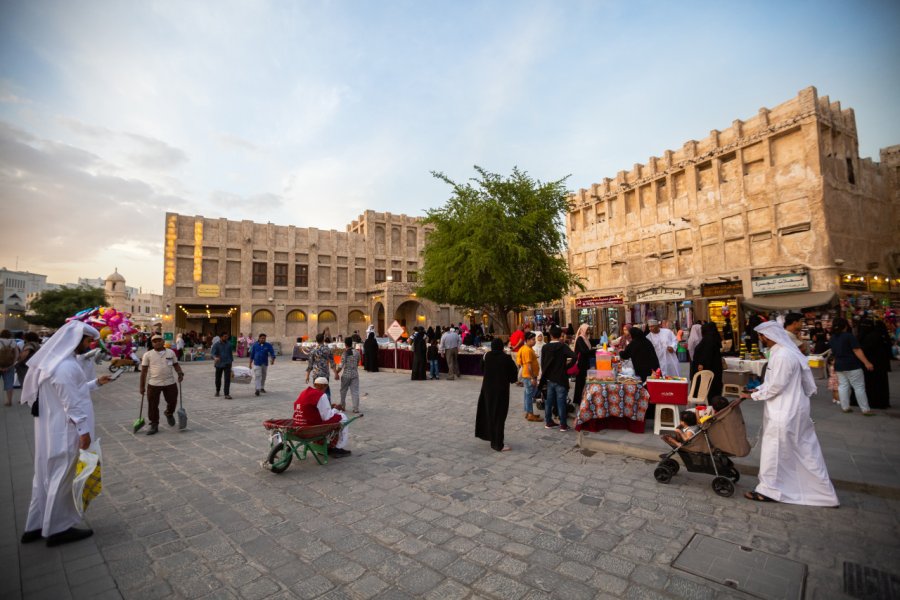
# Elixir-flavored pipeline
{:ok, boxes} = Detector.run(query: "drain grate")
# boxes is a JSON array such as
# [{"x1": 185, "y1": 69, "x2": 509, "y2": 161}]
[
  {"x1": 673, "y1": 534, "x2": 806, "y2": 600},
  {"x1": 844, "y1": 562, "x2": 900, "y2": 599}
]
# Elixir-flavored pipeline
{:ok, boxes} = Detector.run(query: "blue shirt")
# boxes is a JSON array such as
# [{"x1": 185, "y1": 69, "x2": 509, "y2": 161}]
[
  {"x1": 210, "y1": 340, "x2": 234, "y2": 366},
  {"x1": 249, "y1": 341, "x2": 276, "y2": 366},
  {"x1": 830, "y1": 332, "x2": 862, "y2": 372}
]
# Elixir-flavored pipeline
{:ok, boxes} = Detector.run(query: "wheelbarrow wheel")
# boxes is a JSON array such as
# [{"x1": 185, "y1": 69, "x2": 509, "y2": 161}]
[
  {"x1": 726, "y1": 466, "x2": 740, "y2": 482},
  {"x1": 267, "y1": 442, "x2": 293, "y2": 474},
  {"x1": 712, "y1": 476, "x2": 735, "y2": 497}
]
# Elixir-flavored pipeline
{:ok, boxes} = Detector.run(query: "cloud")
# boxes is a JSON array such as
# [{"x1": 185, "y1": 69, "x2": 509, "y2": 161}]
[
  {"x1": 219, "y1": 132, "x2": 261, "y2": 152},
  {"x1": 58, "y1": 116, "x2": 188, "y2": 170},
  {"x1": 0, "y1": 121, "x2": 193, "y2": 290}
]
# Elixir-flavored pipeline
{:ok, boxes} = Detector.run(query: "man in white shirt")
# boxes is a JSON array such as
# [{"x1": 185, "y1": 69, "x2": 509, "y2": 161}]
[
  {"x1": 646, "y1": 319, "x2": 680, "y2": 378},
  {"x1": 139, "y1": 335, "x2": 184, "y2": 435},
  {"x1": 783, "y1": 313, "x2": 809, "y2": 354},
  {"x1": 439, "y1": 327, "x2": 462, "y2": 380}
]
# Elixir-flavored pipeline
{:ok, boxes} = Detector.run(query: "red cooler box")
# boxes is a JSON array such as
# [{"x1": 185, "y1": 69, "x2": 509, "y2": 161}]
[{"x1": 646, "y1": 379, "x2": 689, "y2": 405}]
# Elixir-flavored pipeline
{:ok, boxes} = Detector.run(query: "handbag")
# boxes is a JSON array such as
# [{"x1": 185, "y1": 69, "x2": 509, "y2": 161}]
[{"x1": 566, "y1": 353, "x2": 580, "y2": 376}]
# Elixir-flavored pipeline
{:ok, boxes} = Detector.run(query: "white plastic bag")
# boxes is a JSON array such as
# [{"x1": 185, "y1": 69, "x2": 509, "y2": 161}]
[
  {"x1": 72, "y1": 438, "x2": 102, "y2": 517},
  {"x1": 231, "y1": 366, "x2": 253, "y2": 384}
]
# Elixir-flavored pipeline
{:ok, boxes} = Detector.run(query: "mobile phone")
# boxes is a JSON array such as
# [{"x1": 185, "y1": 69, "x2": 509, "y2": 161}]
[{"x1": 109, "y1": 368, "x2": 125, "y2": 381}]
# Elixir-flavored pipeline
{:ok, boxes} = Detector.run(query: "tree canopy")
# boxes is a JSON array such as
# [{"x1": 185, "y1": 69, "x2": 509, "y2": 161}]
[
  {"x1": 25, "y1": 286, "x2": 107, "y2": 329},
  {"x1": 418, "y1": 166, "x2": 582, "y2": 335}
]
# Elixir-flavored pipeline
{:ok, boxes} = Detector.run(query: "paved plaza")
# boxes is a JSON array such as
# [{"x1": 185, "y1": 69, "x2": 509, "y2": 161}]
[{"x1": 2, "y1": 360, "x2": 899, "y2": 600}]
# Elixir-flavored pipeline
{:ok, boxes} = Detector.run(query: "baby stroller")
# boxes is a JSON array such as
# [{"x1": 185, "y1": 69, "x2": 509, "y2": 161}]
[{"x1": 653, "y1": 397, "x2": 751, "y2": 497}]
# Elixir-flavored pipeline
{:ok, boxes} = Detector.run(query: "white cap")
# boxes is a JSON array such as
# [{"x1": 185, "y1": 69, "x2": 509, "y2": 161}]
[{"x1": 314, "y1": 376, "x2": 328, "y2": 385}]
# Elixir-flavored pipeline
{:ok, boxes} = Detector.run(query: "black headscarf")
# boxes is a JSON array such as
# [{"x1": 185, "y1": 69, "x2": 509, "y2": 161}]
[{"x1": 489, "y1": 338, "x2": 504, "y2": 355}]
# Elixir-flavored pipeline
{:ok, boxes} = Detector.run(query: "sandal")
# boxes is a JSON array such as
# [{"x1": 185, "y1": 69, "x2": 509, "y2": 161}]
[
  {"x1": 500, "y1": 446, "x2": 512, "y2": 452},
  {"x1": 744, "y1": 491, "x2": 776, "y2": 503}
]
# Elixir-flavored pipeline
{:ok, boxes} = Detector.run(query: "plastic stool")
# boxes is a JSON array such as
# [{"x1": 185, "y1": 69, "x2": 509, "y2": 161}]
[
  {"x1": 723, "y1": 384, "x2": 742, "y2": 398},
  {"x1": 653, "y1": 404, "x2": 681, "y2": 435}
]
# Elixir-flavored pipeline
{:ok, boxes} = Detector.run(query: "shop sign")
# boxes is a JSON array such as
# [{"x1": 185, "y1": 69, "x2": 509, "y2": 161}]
[
  {"x1": 750, "y1": 273, "x2": 810, "y2": 295},
  {"x1": 197, "y1": 284, "x2": 220, "y2": 297},
  {"x1": 575, "y1": 295, "x2": 624, "y2": 307},
  {"x1": 635, "y1": 287, "x2": 686, "y2": 302},
  {"x1": 700, "y1": 281, "x2": 744, "y2": 297},
  {"x1": 840, "y1": 273, "x2": 867, "y2": 292}
]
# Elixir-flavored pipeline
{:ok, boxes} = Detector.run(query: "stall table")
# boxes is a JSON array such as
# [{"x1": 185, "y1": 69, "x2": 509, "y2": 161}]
[
  {"x1": 575, "y1": 380, "x2": 651, "y2": 434},
  {"x1": 370, "y1": 348, "x2": 486, "y2": 376}
]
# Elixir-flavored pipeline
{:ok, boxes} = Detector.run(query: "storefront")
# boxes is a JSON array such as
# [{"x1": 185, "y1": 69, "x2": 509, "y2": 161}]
[
  {"x1": 698, "y1": 280, "x2": 744, "y2": 353},
  {"x1": 574, "y1": 296, "x2": 625, "y2": 338},
  {"x1": 743, "y1": 272, "x2": 837, "y2": 322},
  {"x1": 629, "y1": 287, "x2": 693, "y2": 329},
  {"x1": 838, "y1": 273, "x2": 900, "y2": 322}
]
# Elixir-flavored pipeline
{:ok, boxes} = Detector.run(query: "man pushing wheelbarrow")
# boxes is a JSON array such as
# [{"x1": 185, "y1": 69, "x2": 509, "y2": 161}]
[{"x1": 263, "y1": 376, "x2": 362, "y2": 473}]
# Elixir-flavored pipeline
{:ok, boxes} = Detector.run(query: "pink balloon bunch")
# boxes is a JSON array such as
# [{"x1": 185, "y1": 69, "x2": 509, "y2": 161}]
[{"x1": 66, "y1": 306, "x2": 138, "y2": 343}]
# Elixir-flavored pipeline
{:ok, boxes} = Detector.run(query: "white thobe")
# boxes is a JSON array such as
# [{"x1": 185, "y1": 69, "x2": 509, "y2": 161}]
[
  {"x1": 25, "y1": 356, "x2": 99, "y2": 536},
  {"x1": 751, "y1": 344, "x2": 839, "y2": 506},
  {"x1": 316, "y1": 393, "x2": 349, "y2": 449},
  {"x1": 648, "y1": 328, "x2": 680, "y2": 377}
]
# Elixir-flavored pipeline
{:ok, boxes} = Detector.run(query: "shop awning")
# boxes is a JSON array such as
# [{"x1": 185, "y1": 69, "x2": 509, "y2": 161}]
[{"x1": 742, "y1": 291, "x2": 836, "y2": 311}]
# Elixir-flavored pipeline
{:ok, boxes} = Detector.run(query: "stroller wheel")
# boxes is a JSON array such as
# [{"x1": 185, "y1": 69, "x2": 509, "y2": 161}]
[
  {"x1": 654, "y1": 466, "x2": 673, "y2": 484},
  {"x1": 267, "y1": 442, "x2": 293, "y2": 474},
  {"x1": 662, "y1": 458, "x2": 679, "y2": 474},
  {"x1": 712, "y1": 476, "x2": 735, "y2": 497},
  {"x1": 726, "y1": 466, "x2": 740, "y2": 482}
]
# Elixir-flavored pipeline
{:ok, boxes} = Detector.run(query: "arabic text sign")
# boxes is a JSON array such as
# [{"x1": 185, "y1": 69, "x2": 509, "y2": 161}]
[
  {"x1": 636, "y1": 287, "x2": 686, "y2": 302},
  {"x1": 750, "y1": 273, "x2": 810, "y2": 295},
  {"x1": 386, "y1": 320, "x2": 404, "y2": 342}
]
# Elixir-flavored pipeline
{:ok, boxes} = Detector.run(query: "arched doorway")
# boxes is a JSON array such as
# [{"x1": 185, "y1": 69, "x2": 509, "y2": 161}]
[
  {"x1": 285, "y1": 309, "x2": 307, "y2": 342},
  {"x1": 318, "y1": 310, "x2": 337, "y2": 338},
  {"x1": 348, "y1": 310, "x2": 366, "y2": 337},
  {"x1": 251, "y1": 309, "x2": 275, "y2": 339},
  {"x1": 394, "y1": 300, "x2": 426, "y2": 330},
  {"x1": 373, "y1": 302, "x2": 385, "y2": 336}
]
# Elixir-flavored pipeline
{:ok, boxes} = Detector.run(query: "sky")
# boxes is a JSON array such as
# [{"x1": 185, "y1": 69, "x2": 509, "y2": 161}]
[{"x1": 1, "y1": 0, "x2": 898, "y2": 293}]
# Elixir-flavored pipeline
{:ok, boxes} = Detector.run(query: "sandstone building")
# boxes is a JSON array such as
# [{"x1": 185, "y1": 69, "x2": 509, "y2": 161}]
[
  {"x1": 566, "y1": 86, "x2": 900, "y2": 340},
  {"x1": 161, "y1": 211, "x2": 463, "y2": 349}
]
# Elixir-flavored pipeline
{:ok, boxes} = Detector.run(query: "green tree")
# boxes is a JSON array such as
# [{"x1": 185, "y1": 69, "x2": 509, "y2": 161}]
[
  {"x1": 25, "y1": 286, "x2": 107, "y2": 329},
  {"x1": 418, "y1": 166, "x2": 583, "y2": 335}
]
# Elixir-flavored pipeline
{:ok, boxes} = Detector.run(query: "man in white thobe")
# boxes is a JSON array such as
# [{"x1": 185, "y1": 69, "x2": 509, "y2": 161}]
[
  {"x1": 741, "y1": 321, "x2": 839, "y2": 507},
  {"x1": 20, "y1": 321, "x2": 111, "y2": 546},
  {"x1": 646, "y1": 320, "x2": 680, "y2": 377}
]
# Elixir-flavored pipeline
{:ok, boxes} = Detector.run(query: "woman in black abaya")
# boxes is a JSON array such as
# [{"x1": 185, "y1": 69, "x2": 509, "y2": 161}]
[
  {"x1": 619, "y1": 327, "x2": 660, "y2": 382},
  {"x1": 363, "y1": 331, "x2": 379, "y2": 372},
  {"x1": 410, "y1": 327, "x2": 428, "y2": 380},
  {"x1": 475, "y1": 338, "x2": 518, "y2": 452},
  {"x1": 690, "y1": 322, "x2": 724, "y2": 398},
  {"x1": 861, "y1": 320, "x2": 892, "y2": 409}
]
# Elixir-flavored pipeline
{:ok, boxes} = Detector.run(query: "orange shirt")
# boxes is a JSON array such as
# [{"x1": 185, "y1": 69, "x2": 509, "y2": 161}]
[{"x1": 518, "y1": 345, "x2": 539, "y2": 379}]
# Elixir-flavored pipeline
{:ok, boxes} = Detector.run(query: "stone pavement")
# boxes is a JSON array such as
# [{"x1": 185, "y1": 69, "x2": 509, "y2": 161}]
[{"x1": 2, "y1": 360, "x2": 899, "y2": 600}]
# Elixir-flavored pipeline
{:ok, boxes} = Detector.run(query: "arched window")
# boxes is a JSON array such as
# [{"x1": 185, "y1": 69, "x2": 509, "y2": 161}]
[
  {"x1": 407, "y1": 229, "x2": 417, "y2": 248},
  {"x1": 391, "y1": 227, "x2": 401, "y2": 247},
  {"x1": 252, "y1": 309, "x2": 274, "y2": 323},
  {"x1": 286, "y1": 310, "x2": 306, "y2": 322},
  {"x1": 285, "y1": 310, "x2": 307, "y2": 339},
  {"x1": 318, "y1": 310, "x2": 337, "y2": 323}
]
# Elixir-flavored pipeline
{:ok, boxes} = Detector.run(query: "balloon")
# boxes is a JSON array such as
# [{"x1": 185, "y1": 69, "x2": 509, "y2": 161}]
[{"x1": 99, "y1": 326, "x2": 112, "y2": 340}]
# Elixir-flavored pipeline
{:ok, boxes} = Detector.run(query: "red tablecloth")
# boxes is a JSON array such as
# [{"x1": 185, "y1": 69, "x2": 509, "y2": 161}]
[
  {"x1": 575, "y1": 381, "x2": 651, "y2": 434},
  {"x1": 370, "y1": 348, "x2": 485, "y2": 375}
]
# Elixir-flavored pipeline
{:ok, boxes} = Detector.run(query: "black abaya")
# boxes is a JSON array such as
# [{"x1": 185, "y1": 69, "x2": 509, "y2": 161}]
[
  {"x1": 689, "y1": 338, "x2": 724, "y2": 398},
  {"x1": 411, "y1": 333, "x2": 428, "y2": 380},
  {"x1": 572, "y1": 337, "x2": 592, "y2": 407},
  {"x1": 619, "y1": 328, "x2": 660, "y2": 382},
  {"x1": 475, "y1": 343, "x2": 518, "y2": 451},
  {"x1": 363, "y1": 333, "x2": 379, "y2": 372},
  {"x1": 861, "y1": 329, "x2": 892, "y2": 409}
]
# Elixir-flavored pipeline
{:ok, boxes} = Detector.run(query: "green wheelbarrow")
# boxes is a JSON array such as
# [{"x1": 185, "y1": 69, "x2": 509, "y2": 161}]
[{"x1": 262, "y1": 415, "x2": 363, "y2": 474}]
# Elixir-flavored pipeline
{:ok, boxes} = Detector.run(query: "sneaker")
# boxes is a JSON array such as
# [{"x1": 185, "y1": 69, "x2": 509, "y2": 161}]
[
  {"x1": 255, "y1": 390, "x2": 260, "y2": 397},
  {"x1": 842, "y1": 408, "x2": 852, "y2": 413},
  {"x1": 862, "y1": 411, "x2": 875, "y2": 416},
  {"x1": 330, "y1": 448, "x2": 352, "y2": 458},
  {"x1": 559, "y1": 426, "x2": 570, "y2": 432},
  {"x1": 146, "y1": 424, "x2": 159, "y2": 435},
  {"x1": 224, "y1": 395, "x2": 232, "y2": 400},
  {"x1": 214, "y1": 392, "x2": 220, "y2": 397},
  {"x1": 260, "y1": 388, "x2": 266, "y2": 393},
  {"x1": 165, "y1": 413, "x2": 175, "y2": 427},
  {"x1": 545, "y1": 423, "x2": 557, "y2": 429}
]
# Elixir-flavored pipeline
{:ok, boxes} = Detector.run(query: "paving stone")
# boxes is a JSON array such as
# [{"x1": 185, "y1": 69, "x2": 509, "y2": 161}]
[
  {"x1": 444, "y1": 559, "x2": 486, "y2": 585},
  {"x1": 238, "y1": 576, "x2": 282, "y2": 600},
  {"x1": 347, "y1": 573, "x2": 390, "y2": 600},
  {"x1": 473, "y1": 572, "x2": 531, "y2": 600},
  {"x1": 289, "y1": 574, "x2": 334, "y2": 599}
]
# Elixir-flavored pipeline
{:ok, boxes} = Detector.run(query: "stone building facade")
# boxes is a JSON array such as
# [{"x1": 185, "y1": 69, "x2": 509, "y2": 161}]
[
  {"x1": 566, "y1": 86, "x2": 900, "y2": 339},
  {"x1": 161, "y1": 211, "x2": 463, "y2": 349}
]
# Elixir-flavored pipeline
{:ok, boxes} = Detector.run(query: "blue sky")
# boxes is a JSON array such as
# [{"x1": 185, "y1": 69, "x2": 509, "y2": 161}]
[{"x1": 1, "y1": 0, "x2": 898, "y2": 292}]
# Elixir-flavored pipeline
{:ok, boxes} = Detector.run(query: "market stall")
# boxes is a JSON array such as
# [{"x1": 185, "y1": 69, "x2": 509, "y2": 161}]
[
  {"x1": 372, "y1": 347, "x2": 488, "y2": 376},
  {"x1": 723, "y1": 357, "x2": 767, "y2": 378},
  {"x1": 574, "y1": 379, "x2": 651, "y2": 434}
]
